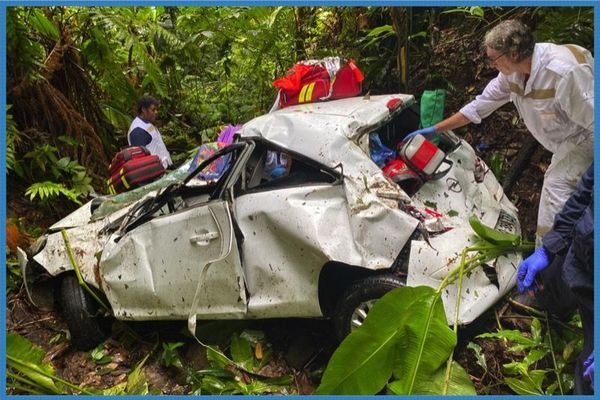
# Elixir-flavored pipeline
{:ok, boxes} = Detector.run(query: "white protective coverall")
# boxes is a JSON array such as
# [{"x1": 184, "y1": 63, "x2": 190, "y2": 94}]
[
  {"x1": 459, "y1": 43, "x2": 594, "y2": 244},
  {"x1": 127, "y1": 117, "x2": 173, "y2": 169}
]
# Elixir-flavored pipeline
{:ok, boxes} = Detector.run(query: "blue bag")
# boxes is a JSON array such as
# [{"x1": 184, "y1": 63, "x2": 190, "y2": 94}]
[{"x1": 369, "y1": 133, "x2": 396, "y2": 167}]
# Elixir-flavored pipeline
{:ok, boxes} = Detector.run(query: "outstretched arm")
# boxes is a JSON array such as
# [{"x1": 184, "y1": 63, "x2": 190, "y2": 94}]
[{"x1": 433, "y1": 112, "x2": 471, "y2": 132}]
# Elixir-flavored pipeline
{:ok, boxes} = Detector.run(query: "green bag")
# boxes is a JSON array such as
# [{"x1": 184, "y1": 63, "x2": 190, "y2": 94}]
[{"x1": 420, "y1": 89, "x2": 446, "y2": 128}]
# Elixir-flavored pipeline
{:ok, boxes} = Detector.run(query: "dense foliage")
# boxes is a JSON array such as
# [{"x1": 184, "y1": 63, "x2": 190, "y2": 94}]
[{"x1": 7, "y1": 6, "x2": 593, "y2": 207}]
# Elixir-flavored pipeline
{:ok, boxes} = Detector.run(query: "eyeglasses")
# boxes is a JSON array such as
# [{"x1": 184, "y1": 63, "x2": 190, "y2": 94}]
[{"x1": 487, "y1": 52, "x2": 506, "y2": 65}]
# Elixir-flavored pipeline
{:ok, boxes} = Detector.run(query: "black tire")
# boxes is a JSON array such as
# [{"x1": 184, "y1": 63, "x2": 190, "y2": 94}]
[
  {"x1": 59, "y1": 274, "x2": 107, "y2": 350},
  {"x1": 333, "y1": 274, "x2": 404, "y2": 341}
]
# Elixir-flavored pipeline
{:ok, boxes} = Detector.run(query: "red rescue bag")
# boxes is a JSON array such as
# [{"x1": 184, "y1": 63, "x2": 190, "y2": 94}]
[
  {"x1": 107, "y1": 147, "x2": 165, "y2": 194},
  {"x1": 273, "y1": 58, "x2": 364, "y2": 109},
  {"x1": 330, "y1": 61, "x2": 364, "y2": 99},
  {"x1": 398, "y1": 134, "x2": 452, "y2": 181},
  {"x1": 108, "y1": 146, "x2": 150, "y2": 177}
]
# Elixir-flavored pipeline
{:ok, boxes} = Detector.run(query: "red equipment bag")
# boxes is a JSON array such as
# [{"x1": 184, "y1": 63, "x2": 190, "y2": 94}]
[
  {"x1": 330, "y1": 61, "x2": 363, "y2": 99},
  {"x1": 108, "y1": 146, "x2": 150, "y2": 177},
  {"x1": 273, "y1": 57, "x2": 364, "y2": 109},
  {"x1": 398, "y1": 134, "x2": 452, "y2": 181},
  {"x1": 383, "y1": 159, "x2": 422, "y2": 196},
  {"x1": 107, "y1": 149, "x2": 165, "y2": 194}
]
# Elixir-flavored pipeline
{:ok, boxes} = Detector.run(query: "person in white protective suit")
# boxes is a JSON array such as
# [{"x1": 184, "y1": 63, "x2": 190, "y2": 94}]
[
  {"x1": 406, "y1": 19, "x2": 594, "y2": 246},
  {"x1": 128, "y1": 95, "x2": 173, "y2": 169}
]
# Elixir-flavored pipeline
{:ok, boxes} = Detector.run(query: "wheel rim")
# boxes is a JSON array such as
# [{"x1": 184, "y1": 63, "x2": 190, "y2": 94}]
[{"x1": 350, "y1": 299, "x2": 376, "y2": 331}]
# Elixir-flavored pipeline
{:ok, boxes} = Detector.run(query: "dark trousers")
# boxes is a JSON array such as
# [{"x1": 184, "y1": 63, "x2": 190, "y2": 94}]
[{"x1": 538, "y1": 256, "x2": 594, "y2": 395}]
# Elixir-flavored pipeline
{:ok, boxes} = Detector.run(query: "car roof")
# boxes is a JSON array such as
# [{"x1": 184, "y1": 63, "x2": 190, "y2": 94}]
[
  {"x1": 241, "y1": 93, "x2": 414, "y2": 140},
  {"x1": 239, "y1": 93, "x2": 414, "y2": 169}
]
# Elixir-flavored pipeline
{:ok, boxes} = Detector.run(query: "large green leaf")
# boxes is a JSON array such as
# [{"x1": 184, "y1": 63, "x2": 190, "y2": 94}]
[
  {"x1": 505, "y1": 376, "x2": 545, "y2": 395},
  {"x1": 316, "y1": 286, "x2": 456, "y2": 395},
  {"x1": 6, "y1": 333, "x2": 61, "y2": 393},
  {"x1": 524, "y1": 348, "x2": 548, "y2": 366},
  {"x1": 389, "y1": 361, "x2": 476, "y2": 395},
  {"x1": 469, "y1": 215, "x2": 520, "y2": 245},
  {"x1": 230, "y1": 333, "x2": 256, "y2": 371},
  {"x1": 141, "y1": 54, "x2": 168, "y2": 98},
  {"x1": 477, "y1": 329, "x2": 537, "y2": 347},
  {"x1": 467, "y1": 342, "x2": 488, "y2": 372},
  {"x1": 366, "y1": 24, "x2": 394, "y2": 37},
  {"x1": 124, "y1": 351, "x2": 151, "y2": 395},
  {"x1": 102, "y1": 382, "x2": 127, "y2": 395},
  {"x1": 30, "y1": 9, "x2": 60, "y2": 41},
  {"x1": 315, "y1": 288, "x2": 404, "y2": 394},
  {"x1": 206, "y1": 345, "x2": 231, "y2": 369},
  {"x1": 390, "y1": 288, "x2": 457, "y2": 394}
]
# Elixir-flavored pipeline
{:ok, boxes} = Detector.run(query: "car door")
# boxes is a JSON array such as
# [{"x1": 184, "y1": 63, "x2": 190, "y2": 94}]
[
  {"x1": 101, "y1": 143, "x2": 253, "y2": 322},
  {"x1": 232, "y1": 142, "x2": 346, "y2": 318}
]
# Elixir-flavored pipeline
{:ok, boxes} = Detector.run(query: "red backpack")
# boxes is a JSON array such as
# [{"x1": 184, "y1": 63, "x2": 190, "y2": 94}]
[
  {"x1": 106, "y1": 146, "x2": 165, "y2": 194},
  {"x1": 272, "y1": 57, "x2": 364, "y2": 109}
]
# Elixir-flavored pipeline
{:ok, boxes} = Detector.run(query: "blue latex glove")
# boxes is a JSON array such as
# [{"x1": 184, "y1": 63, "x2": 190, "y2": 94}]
[
  {"x1": 404, "y1": 126, "x2": 437, "y2": 141},
  {"x1": 270, "y1": 166, "x2": 287, "y2": 179},
  {"x1": 516, "y1": 246, "x2": 550, "y2": 293},
  {"x1": 583, "y1": 353, "x2": 594, "y2": 388}
]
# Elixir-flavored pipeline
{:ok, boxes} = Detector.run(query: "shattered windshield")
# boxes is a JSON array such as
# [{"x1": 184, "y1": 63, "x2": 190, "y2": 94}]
[
  {"x1": 91, "y1": 143, "x2": 246, "y2": 221},
  {"x1": 109, "y1": 142, "x2": 249, "y2": 236}
]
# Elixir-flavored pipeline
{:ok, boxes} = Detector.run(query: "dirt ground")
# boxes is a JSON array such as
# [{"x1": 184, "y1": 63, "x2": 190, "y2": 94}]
[
  {"x1": 6, "y1": 286, "x2": 337, "y2": 394},
  {"x1": 6, "y1": 282, "x2": 555, "y2": 395}
]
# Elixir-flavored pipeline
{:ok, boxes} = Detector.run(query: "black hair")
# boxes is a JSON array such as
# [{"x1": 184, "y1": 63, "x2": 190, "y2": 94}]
[{"x1": 137, "y1": 96, "x2": 159, "y2": 114}]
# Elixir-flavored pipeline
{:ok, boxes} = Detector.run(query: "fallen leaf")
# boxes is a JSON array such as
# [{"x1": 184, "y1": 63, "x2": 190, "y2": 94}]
[{"x1": 255, "y1": 342, "x2": 263, "y2": 360}]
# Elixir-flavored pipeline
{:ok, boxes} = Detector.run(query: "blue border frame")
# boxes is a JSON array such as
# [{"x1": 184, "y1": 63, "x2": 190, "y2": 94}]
[
  {"x1": 1, "y1": 5, "x2": 7, "y2": 396},
  {"x1": 1, "y1": 1, "x2": 598, "y2": 398}
]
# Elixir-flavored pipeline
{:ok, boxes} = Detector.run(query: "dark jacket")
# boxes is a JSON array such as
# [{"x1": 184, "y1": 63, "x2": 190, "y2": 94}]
[{"x1": 542, "y1": 163, "x2": 594, "y2": 307}]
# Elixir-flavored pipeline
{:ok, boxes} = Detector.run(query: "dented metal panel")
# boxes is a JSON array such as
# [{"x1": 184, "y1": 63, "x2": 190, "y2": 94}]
[
  {"x1": 101, "y1": 200, "x2": 247, "y2": 320},
  {"x1": 33, "y1": 204, "x2": 134, "y2": 289},
  {"x1": 407, "y1": 227, "x2": 520, "y2": 325},
  {"x1": 408, "y1": 140, "x2": 521, "y2": 324},
  {"x1": 411, "y1": 140, "x2": 518, "y2": 229},
  {"x1": 235, "y1": 184, "x2": 355, "y2": 318},
  {"x1": 240, "y1": 94, "x2": 420, "y2": 271},
  {"x1": 48, "y1": 200, "x2": 94, "y2": 231}
]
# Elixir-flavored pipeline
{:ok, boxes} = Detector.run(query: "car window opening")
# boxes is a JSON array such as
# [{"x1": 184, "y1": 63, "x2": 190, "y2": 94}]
[
  {"x1": 368, "y1": 107, "x2": 462, "y2": 197},
  {"x1": 242, "y1": 143, "x2": 339, "y2": 193}
]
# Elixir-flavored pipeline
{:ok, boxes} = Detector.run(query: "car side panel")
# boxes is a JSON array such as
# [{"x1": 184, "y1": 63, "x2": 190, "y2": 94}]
[
  {"x1": 100, "y1": 200, "x2": 247, "y2": 320},
  {"x1": 409, "y1": 140, "x2": 521, "y2": 324},
  {"x1": 235, "y1": 184, "x2": 360, "y2": 318}
]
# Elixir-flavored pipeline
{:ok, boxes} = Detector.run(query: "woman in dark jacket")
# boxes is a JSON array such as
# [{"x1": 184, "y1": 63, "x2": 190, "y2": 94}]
[{"x1": 517, "y1": 163, "x2": 594, "y2": 394}]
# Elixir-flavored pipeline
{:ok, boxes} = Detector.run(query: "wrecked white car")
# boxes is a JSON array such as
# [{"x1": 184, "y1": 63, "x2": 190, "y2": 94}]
[{"x1": 18, "y1": 94, "x2": 521, "y2": 350}]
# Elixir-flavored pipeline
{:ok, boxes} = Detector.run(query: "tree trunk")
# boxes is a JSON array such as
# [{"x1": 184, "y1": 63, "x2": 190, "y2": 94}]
[
  {"x1": 502, "y1": 135, "x2": 539, "y2": 195},
  {"x1": 294, "y1": 7, "x2": 315, "y2": 60},
  {"x1": 389, "y1": 7, "x2": 408, "y2": 92}
]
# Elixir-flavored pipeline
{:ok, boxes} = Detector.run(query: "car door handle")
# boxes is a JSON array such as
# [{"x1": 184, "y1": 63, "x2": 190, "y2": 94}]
[{"x1": 189, "y1": 232, "x2": 219, "y2": 246}]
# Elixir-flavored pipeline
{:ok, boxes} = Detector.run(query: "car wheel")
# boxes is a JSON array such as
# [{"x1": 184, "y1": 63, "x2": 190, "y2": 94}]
[
  {"x1": 333, "y1": 274, "x2": 404, "y2": 341},
  {"x1": 59, "y1": 274, "x2": 107, "y2": 350}
]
